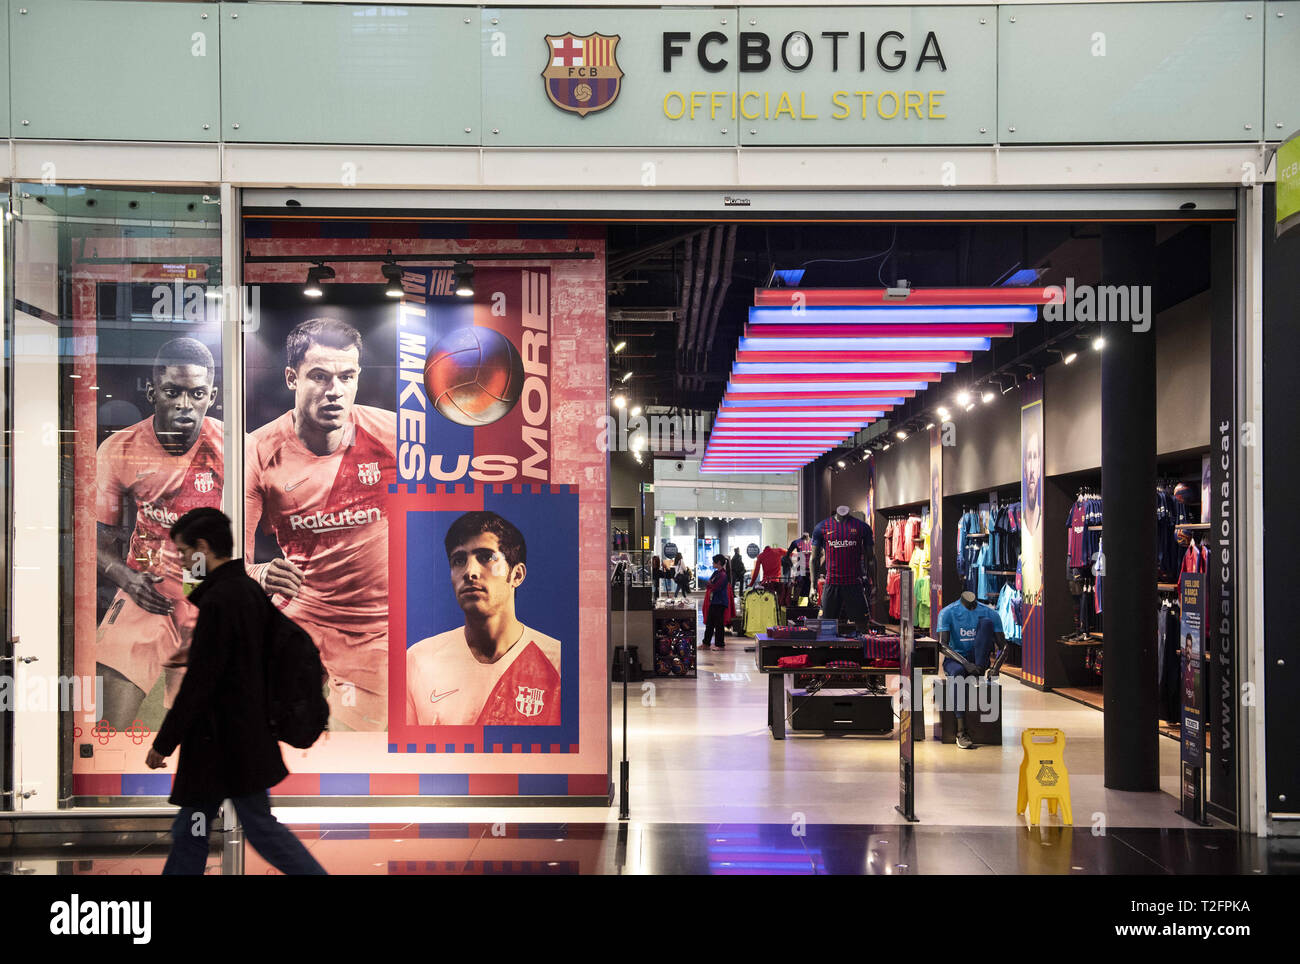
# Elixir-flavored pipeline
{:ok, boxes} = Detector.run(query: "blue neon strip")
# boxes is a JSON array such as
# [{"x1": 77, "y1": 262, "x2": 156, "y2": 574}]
[
  {"x1": 721, "y1": 397, "x2": 906, "y2": 407},
  {"x1": 748, "y1": 306, "x2": 1037, "y2": 324},
  {"x1": 727, "y1": 381, "x2": 929, "y2": 392},
  {"x1": 738, "y1": 336, "x2": 990, "y2": 352},
  {"x1": 733, "y1": 362, "x2": 957, "y2": 375}
]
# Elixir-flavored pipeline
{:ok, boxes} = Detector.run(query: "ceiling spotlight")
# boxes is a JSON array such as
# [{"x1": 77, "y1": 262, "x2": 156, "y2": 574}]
[
  {"x1": 882, "y1": 443, "x2": 891, "y2": 451},
  {"x1": 613, "y1": 341, "x2": 627, "y2": 354},
  {"x1": 955, "y1": 390, "x2": 971, "y2": 406},
  {"x1": 613, "y1": 395, "x2": 627, "y2": 409},
  {"x1": 620, "y1": 370, "x2": 634, "y2": 383},
  {"x1": 941, "y1": 412, "x2": 954, "y2": 422},
  {"x1": 837, "y1": 460, "x2": 846, "y2": 468},
  {"x1": 303, "y1": 263, "x2": 335, "y2": 298},
  {"x1": 631, "y1": 436, "x2": 646, "y2": 451},
  {"x1": 937, "y1": 406, "x2": 949, "y2": 418},
  {"x1": 895, "y1": 430, "x2": 908, "y2": 440},
  {"x1": 630, "y1": 405, "x2": 642, "y2": 417},
  {"x1": 453, "y1": 262, "x2": 475, "y2": 298},
  {"x1": 1093, "y1": 336, "x2": 1106, "y2": 351},
  {"x1": 1064, "y1": 352, "x2": 1078, "y2": 365},
  {"x1": 964, "y1": 403, "x2": 976, "y2": 412},
  {"x1": 925, "y1": 422, "x2": 935, "y2": 430},
  {"x1": 982, "y1": 391, "x2": 995, "y2": 404},
  {"x1": 381, "y1": 261, "x2": 404, "y2": 298}
]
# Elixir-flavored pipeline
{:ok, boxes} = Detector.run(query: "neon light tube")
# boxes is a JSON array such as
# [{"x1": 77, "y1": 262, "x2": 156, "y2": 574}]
[
  {"x1": 752, "y1": 287, "x2": 1056, "y2": 307},
  {"x1": 733, "y1": 362, "x2": 958, "y2": 376},
  {"x1": 749, "y1": 306, "x2": 1038, "y2": 325},
  {"x1": 737, "y1": 337, "x2": 990, "y2": 353}
]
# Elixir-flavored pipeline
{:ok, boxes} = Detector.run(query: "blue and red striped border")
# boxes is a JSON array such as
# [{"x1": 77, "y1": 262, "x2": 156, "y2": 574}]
[{"x1": 73, "y1": 772, "x2": 610, "y2": 798}]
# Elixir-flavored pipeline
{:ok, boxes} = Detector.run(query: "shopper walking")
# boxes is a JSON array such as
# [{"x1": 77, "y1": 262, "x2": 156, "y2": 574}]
[
  {"x1": 673, "y1": 554, "x2": 691, "y2": 597},
  {"x1": 729, "y1": 548, "x2": 746, "y2": 594},
  {"x1": 146, "y1": 507, "x2": 327, "y2": 876},
  {"x1": 701, "y1": 554, "x2": 733, "y2": 649},
  {"x1": 651, "y1": 554, "x2": 662, "y2": 600}
]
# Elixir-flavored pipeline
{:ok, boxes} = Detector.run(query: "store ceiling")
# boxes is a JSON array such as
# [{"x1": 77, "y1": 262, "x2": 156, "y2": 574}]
[{"x1": 605, "y1": 220, "x2": 1211, "y2": 465}]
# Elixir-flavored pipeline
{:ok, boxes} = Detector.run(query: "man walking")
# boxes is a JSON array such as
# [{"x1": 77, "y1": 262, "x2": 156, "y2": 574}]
[{"x1": 146, "y1": 507, "x2": 326, "y2": 875}]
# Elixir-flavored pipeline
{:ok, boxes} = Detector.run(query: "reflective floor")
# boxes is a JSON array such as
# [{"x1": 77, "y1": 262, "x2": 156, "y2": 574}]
[{"x1": 4, "y1": 822, "x2": 1298, "y2": 875}]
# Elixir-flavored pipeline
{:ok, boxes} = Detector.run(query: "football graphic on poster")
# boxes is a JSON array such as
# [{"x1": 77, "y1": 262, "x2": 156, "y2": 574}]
[{"x1": 425, "y1": 326, "x2": 525, "y2": 426}]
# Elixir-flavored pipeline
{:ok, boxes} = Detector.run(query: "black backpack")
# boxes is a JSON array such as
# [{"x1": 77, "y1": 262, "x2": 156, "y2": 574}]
[{"x1": 263, "y1": 600, "x2": 330, "y2": 749}]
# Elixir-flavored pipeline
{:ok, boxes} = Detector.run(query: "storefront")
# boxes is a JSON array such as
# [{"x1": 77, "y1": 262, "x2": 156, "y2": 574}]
[{"x1": 0, "y1": 0, "x2": 1295, "y2": 838}]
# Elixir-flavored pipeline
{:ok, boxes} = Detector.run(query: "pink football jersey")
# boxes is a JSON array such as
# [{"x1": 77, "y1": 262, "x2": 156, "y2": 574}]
[
  {"x1": 95, "y1": 416, "x2": 224, "y2": 599},
  {"x1": 405, "y1": 625, "x2": 562, "y2": 726},
  {"x1": 245, "y1": 404, "x2": 396, "y2": 627}
]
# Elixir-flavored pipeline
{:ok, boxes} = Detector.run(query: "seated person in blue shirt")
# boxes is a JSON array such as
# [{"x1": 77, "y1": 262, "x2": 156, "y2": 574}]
[{"x1": 936, "y1": 591, "x2": 1007, "y2": 749}]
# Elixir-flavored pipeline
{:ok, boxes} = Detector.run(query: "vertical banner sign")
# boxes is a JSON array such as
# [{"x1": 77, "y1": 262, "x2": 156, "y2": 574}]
[
  {"x1": 896, "y1": 568, "x2": 917, "y2": 822},
  {"x1": 1207, "y1": 222, "x2": 1236, "y2": 823},
  {"x1": 1276, "y1": 131, "x2": 1300, "y2": 238},
  {"x1": 929, "y1": 424, "x2": 943, "y2": 622},
  {"x1": 390, "y1": 266, "x2": 581, "y2": 753},
  {"x1": 1019, "y1": 382, "x2": 1046, "y2": 686},
  {"x1": 1179, "y1": 572, "x2": 1206, "y2": 822}
]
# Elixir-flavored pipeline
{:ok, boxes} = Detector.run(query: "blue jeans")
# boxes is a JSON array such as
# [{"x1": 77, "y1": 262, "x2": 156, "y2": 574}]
[{"x1": 162, "y1": 789, "x2": 327, "y2": 875}]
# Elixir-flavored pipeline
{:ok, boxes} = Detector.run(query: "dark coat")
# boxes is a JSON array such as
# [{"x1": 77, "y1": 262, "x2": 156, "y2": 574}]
[{"x1": 153, "y1": 559, "x2": 288, "y2": 807}]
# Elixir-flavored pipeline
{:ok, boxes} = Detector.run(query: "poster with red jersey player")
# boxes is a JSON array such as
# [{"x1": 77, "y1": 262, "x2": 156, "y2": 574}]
[
  {"x1": 389, "y1": 266, "x2": 580, "y2": 753},
  {"x1": 244, "y1": 288, "x2": 398, "y2": 732},
  {"x1": 78, "y1": 275, "x2": 226, "y2": 737}
]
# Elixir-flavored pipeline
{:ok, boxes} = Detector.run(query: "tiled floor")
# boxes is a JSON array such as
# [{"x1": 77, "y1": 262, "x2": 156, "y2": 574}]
[
  {"x1": 5, "y1": 822, "x2": 1297, "y2": 875},
  {"x1": 3, "y1": 617, "x2": 1281, "y2": 875}
]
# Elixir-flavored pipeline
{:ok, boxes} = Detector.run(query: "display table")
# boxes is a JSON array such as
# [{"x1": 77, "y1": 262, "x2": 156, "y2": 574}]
[{"x1": 756, "y1": 634, "x2": 938, "y2": 740}]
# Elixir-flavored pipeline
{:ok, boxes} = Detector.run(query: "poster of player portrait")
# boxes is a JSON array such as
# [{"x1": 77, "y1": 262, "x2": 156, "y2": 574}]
[
  {"x1": 244, "y1": 289, "x2": 397, "y2": 732},
  {"x1": 87, "y1": 273, "x2": 224, "y2": 734},
  {"x1": 388, "y1": 266, "x2": 580, "y2": 752}
]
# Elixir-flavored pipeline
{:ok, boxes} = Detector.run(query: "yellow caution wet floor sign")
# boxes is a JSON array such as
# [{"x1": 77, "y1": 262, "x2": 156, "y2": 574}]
[{"x1": 1017, "y1": 728, "x2": 1073, "y2": 826}]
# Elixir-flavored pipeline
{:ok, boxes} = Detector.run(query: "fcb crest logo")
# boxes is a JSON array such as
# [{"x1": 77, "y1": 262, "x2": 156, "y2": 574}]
[
  {"x1": 542, "y1": 33, "x2": 622, "y2": 117},
  {"x1": 515, "y1": 685, "x2": 546, "y2": 717},
  {"x1": 193, "y1": 470, "x2": 215, "y2": 494},
  {"x1": 358, "y1": 461, "x2": 381, "y2": 486}
]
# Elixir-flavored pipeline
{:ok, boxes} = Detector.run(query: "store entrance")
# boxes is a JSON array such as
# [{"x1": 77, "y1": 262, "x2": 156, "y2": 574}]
[{"x1": 599, "y1": 203, "x2": 1237, "y2": 827}]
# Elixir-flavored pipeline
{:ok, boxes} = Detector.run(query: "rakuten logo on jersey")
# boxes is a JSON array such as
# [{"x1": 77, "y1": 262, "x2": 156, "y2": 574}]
[
  {"x1": 289, "y1": 507, "x2": 382, "y2": 532},
  {"x1": 828, "y1": 539, "x2": 856, "y2": 548},
  {"x1": 138, "y1": 503, "x2": 179, "y2": 526}
]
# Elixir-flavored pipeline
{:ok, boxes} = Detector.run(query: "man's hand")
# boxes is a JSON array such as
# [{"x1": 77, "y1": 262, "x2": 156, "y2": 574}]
[
  {"x1": 145, "y1": 747, "x2": 168, "y2": 770},
  {"x1": 120, "y1": 569, "x2": 173, "y2": 615},
  {"x1": 261, "y1": 558, "x2": 305, "y2": 598}
]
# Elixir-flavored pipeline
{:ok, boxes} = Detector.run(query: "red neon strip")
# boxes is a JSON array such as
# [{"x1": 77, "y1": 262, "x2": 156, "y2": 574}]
[
  {"x1": 744, "y1": 323, "x2": 1015, "y2": 338},
  {"x1": 722, "y1": 390, "x2": 916, "y2": 400},
  {"x1": 731, "y1": 372, "x2": 943, "y2": 384},
  {"x1": 753, "y1": 287, "x2": 1056, "y2": 307},
  {"x1": 735, "y1": 350, "x2": 973, "y2": 364}
]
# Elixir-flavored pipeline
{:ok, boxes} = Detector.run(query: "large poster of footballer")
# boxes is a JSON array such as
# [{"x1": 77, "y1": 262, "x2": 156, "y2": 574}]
[
  {"x1": 244, "y1": 290, "x2": 398, "y2": 732},
  {"x1": 389, "y1": 266, "x2": 580, "y2": 753}
]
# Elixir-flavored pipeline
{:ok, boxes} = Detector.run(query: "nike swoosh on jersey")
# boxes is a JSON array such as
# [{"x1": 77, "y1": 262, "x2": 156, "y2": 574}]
[
  {"x1": 429, "y1": 689, "x2": 459, "y2": 704},
  {"x1": 285, "y1": 478, "x2": 310, "y2": 492}
]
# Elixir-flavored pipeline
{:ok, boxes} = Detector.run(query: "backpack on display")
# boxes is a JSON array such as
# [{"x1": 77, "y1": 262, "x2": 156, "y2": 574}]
[{"x1": 263, "y1": 600, "x2": 330, "y2": 749}]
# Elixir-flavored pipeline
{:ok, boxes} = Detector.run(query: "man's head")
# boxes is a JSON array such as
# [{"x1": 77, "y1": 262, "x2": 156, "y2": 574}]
[
  {"x1": 170, "y1": 507, "x2": 233, "y2": 577},
  {"x1": 1025, "y1": 430, "x2": 1042, "y2": 514},
  {"x1": 148, "y1": 338, "x2": 216, "y2": 448},
  {"x1": 444, "y1": 511, "x2": 527, "y2": 621},
  {"x1": 285, "y1": 317, "x2": 363, "y2": 434}
]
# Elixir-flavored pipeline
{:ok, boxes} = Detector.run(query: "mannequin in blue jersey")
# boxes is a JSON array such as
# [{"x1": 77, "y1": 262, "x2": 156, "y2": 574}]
[
  {"x1": 937, "y1": 590, "x2": 1007, "y2": 749},
  {"x1": 812, "y1": 505, "x2": 876, "y2": 624}
]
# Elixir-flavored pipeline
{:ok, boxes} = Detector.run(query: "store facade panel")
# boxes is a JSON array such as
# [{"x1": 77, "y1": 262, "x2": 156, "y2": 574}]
[
  {"x1": 735, "y1": 5, "x2": 998, "y2": 147},
  {"x1": 1265, "y1": 1, "x2": 1300, "y2": 139},
  {"x1": 9, "y1": 0, "x2": 221, "y2": 142},
  {"x1": 219, "y1": 3, "x2": 480, "y2": 146},
  {"x1": 998, "y1": 1, "x2": 1264, "y2": 144}
]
